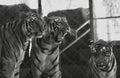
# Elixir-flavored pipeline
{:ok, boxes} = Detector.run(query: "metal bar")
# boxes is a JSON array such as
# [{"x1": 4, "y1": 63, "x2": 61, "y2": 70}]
[
  {"x1": 93, "y1": 16, "x2": 120, "y2": 20},
  {"x1": 89, "y1": 0, "x2": 94, "y2": 41},
  {"x1": 38, "y1": 0, "x2": 42, "y2": 15},
  {"x1": 60, "y1": 29, "x2": 90, "y2": 55},
  {"x1": 76, "y1": 20, "x2": 90, "y2": 32}
]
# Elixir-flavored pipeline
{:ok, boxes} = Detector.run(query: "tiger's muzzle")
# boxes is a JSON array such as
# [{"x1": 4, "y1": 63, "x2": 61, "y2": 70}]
[{"x1": 94, "y1": 53, "x2": 112, "y2": 71}]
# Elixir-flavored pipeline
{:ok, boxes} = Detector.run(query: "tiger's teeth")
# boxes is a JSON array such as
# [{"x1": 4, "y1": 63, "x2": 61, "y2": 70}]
[{"x1": 99, "y1": 65, "x2": 106, "y2": 69}]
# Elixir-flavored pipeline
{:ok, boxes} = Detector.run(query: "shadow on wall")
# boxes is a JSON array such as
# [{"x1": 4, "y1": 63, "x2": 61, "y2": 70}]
[{"x1": 0, "y1": 4, "x2": 40, "y2": 25}]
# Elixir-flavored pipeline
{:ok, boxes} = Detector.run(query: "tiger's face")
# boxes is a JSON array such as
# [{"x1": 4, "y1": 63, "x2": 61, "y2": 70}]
[
  {"x1": 89, "y1": 40, "x2": 113, "y2": 71},
  {"x1": 25, "y1": 12, "x2": 45, "y2": 39},
  {"x1": 44, "y1": 16, "x2": 73, "y2": 43}
]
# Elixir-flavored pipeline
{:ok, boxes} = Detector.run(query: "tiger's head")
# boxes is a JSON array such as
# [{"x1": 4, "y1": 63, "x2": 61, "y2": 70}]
[
  {"x1": 23, "y1": 12, "x2": 45, "y2": 39},
  {"x1": 89, "y1": 39, "x2": 114, "y2": 71},
  {"x1": 43, "y1": 16, "x2": 76, "y2": 44}
]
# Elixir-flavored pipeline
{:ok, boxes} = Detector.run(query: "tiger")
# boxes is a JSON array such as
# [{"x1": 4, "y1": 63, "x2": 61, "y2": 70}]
[
  {"x1": 29, "y1": 16, "x2": 75, "y2": 78},
  {"x1": 88, "y1": 39, "x2": 117, "y2": 78},
  {"x1": 0, "y1": 11, "x2": 44, "y2": 78}
]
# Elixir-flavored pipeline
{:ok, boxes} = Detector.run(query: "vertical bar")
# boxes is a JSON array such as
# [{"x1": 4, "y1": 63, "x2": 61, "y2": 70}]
[
  {"x1": 24, "y1": 0, "x2": 39, "y2": 13},
  {"x1": 38, "y1": 0, "x2": 42, "y2": 15},
  {"x1": 89, "y1": 0, "x2": 97, "y2": 41},
  {"x1": 89, "y1": 0, "x2": 94, "y2": 41}
]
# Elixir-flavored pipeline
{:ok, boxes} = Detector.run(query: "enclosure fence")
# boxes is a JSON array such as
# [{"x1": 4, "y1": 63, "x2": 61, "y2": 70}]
[{"x1": 60, "y1": 20, "x2": 90, "y2": 54}]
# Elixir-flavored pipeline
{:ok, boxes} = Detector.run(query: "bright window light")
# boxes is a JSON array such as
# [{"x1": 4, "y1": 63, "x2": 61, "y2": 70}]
[{"x1": 93, "y1": 0, "x2": 120, "y2": 41}]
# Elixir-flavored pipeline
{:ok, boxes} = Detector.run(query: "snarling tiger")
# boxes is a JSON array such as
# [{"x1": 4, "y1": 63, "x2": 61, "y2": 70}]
[
  {"x1": 0, "y1": 12, "x2": 44, "y2": 78},
  {"x1": 29, "y1": 16, "x2": 75, "y2": 78},
  {"x1": 88, "y1": 40, "x2": 117, "y2": 78}
]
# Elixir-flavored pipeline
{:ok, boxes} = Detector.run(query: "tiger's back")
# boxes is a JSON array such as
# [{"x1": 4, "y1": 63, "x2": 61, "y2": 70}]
[{"x1": 0, "y1": 19, "x2": 27, "y2": 78}]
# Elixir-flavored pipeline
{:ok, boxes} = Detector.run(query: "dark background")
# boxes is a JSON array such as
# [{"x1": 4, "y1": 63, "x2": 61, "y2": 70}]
[{"x1": 0, "y1": 4, "x2": 120, "y2": 78}]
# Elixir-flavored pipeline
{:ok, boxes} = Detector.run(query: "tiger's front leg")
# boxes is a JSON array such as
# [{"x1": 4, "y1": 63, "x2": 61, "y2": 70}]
[
  {"x1": 30, "y1": 57, "x2": 43, "y2": 78},
  {"x1": 50, "y1": 70, "x2": 61, "y2": 78},
  {"x1": 14, "y1": 67, "x2": 20, "y2": 78},
  {"x1": 40, "y1": 70, "x2": 61, "y2": 78}
]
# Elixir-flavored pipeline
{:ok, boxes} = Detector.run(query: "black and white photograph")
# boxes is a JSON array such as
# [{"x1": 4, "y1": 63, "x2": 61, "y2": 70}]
[{"x1": 0, "y1": 0, "x2": 120, "y2": 78}]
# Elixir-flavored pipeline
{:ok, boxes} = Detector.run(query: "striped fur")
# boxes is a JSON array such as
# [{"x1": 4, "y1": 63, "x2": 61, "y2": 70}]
[
  {"x1": 0, "y1": 12, "x2": 44, "y2": 78},
  {"x1": 88, "y1": 40, "x2": 117, "y2": 78},
  {"x1": 30, "y1": 16, "x2": 73, "y2": 78}
]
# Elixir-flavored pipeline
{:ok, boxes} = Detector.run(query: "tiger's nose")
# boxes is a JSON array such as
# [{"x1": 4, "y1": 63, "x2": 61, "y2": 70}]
[{"x1": 100, "y1": 62, "x2": 104, "y2": 65}]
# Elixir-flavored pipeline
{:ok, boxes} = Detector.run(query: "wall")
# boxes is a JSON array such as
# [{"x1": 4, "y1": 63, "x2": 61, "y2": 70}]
[
  {"x1": 0, "y1": 0, "x2": 38, "y2": 9},
  {"x1": 41, "y1": 0, "x2": 89, "y2": 16}
]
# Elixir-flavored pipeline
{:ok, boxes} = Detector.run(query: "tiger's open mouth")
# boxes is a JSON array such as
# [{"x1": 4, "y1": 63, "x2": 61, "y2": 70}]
[
  {"x1": 96, "y1": 62, "x2": 107, "y2": 69},
  {"x1": 95, "y1": 59, "x2": 111, "y2": 70}
]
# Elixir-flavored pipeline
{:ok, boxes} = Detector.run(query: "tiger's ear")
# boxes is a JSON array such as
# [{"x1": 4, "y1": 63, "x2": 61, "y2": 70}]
[
  {"x1": 44, "y1": 16, "x2": 55, "y2": 24},
  {"x1": 108, "y1": 41, "x2": 114, "y2": 47},
  {"x1": 44, "y1": 16, "x2": 49, "y2": 22},
  {"x1": 54, "y1": 17, "x2": 60, "y2": 21},
  {"x1": 89, "y1": 39, "x2": 94, "y2": 44},
  {"x1": 61, "y1": 16, "x2": 68, "y2": 23},
  {"x1": 88, "y1": 39, "x2": 94, "y2": 48},
  {"x1": 88, "y1": 39, "x2": 96, "y2": 53}
]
